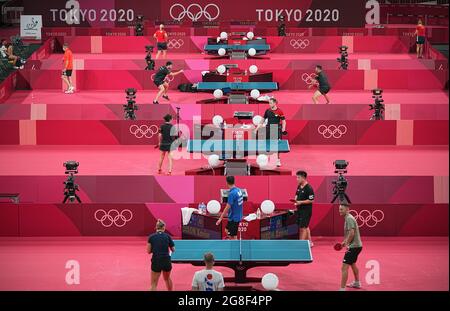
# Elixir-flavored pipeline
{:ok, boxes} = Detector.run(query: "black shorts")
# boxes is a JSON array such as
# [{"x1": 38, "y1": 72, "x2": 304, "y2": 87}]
[
  {"x1": 159, "y1": 142, "x2": 176, "y2": 152},
  {"x1": 154, "y1": 80, "x2": 165, "y2": 87},
  {"x1": 157, "y1": 42, "x2": 168, "y2": 51},
  {"x1": 319, "y1": 87, "x2": 330, "y2": 95},
  {"x1": 417, "y1": 36, "x2": 426, "y2": 45},
  {"x1": 226, "y1": 221, "x2": 240, "y2": 237},
  {"x1": 265, "y1": 127, "x2": 281, "y2": 140},
  {"x1": 297, "y1": 206, "x2": 312, "y2": 228},
  {"x1": 63, "y1": 70, "x2": 73, "y2": 77},
  {"x1": 151, "y1": 256, "x2": 172, "y2": 273},
  {"x1": 343, "y1": 247, "x2": 362, "y2": 265}
]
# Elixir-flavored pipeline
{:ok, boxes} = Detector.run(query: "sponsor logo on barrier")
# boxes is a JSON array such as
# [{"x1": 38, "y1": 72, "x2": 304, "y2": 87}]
[
  {"x1": 350, "y1": 209, "x2": 385, "y2": 228},
  {"x1": 167, "y1": 39, "x2": 184, "y2": 49},
  {"x1": 290, "y1": 39, "x2": 310, "y2": 49},
  {"x1": 94, "y1": 209, "x2": 133, "y2": 228},
  {"x1": 169, "y1": 3, "x2": 220, "y2": 21},
  {"x1": 129, "y1": 124, "x2": 159, "y2": 139},
  {"x1": 301, "y1": 73, "x2": 316, "y2": 86},
  {"x1": 318, "y1": 124, "x2": 348, "y2": 139}
]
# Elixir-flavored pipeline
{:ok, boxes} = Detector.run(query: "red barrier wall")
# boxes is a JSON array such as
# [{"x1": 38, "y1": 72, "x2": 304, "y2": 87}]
[{"x1": 0, "y1": 203, "x2": 447, "y2": 237}]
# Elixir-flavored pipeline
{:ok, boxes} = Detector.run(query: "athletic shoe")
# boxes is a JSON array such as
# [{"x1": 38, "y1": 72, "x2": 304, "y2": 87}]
[
  {"x1": 64, "y1": 90, "x2": 73, "y2": 94},
  {"x1": 310, "y1": 242, "x2": 314, "y2": 247},
  {"x1": 162, "y1": 95, "x2": 170, "y2": 101},
  {"x1": 68, "y1": 86, "x2": 75, "y2": 92},
  {"x1": 276, "y1": 159, "x2": 281, "y2": 167},
  {"x1": 153, "y1": 100, "x2": 159, "y2": 105},
  {"x1": 338, "y1": 288, "x2": 346, "y2": 291},
  {"x1": 347, "y1": 281, "x2": 361, "y2": 289}
]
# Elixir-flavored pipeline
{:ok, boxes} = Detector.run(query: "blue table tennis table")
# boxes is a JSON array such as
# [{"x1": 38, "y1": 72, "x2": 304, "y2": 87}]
[
  {"x1": 187, "y1": 139, "x2": 290, "y2": 157},
  {"x1": 171, "y1": 240, "x2": 313, "y2": 283},
  {"x1": 196, "y1": 82, "x2": 278, "y2": 91},
  {"x1": 204, "y1": 44, "x2": 271, "y2": 52}
]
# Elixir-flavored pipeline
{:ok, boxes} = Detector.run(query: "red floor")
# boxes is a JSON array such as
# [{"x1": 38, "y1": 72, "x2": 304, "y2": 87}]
[
  {"x1": 0, "y1": 145, "x2": 447, "y2": 176},
  {"x1": 0, "y1": 237, "x2": 447, "y2": 291},
  {"x1": 5, "y1": 90, "x2": 449, "y2": 106}
]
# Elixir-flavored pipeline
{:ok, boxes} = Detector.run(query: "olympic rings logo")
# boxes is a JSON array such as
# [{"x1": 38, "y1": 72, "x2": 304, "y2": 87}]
[
  {"x1": 151, "y1": 73, "x2": 174, "y2": 83},
  {"x1": 129, "y1": 124, "x2": 159, "y2": 139},
  {"x1": 167, "y1": 39, "x2": 184, "y2": 49},
  {"x1": 94, "y1": 209, "x2": 133, "y2": 228},
  {"x1": 349, "y1": 210, "x2": 385, "y2": 228},
  {"x1": 290, "y1": 39, "x2": 310, "y2": 49},
  {"x1": 301, "y1": 73, "x2": 316, "y2": 86},
  {"x1": 318, "y1": 124, "x2": 348, "y2": 139},
  {"x1": 169, "y1": 3, "x2": 220, "y2": 21}
]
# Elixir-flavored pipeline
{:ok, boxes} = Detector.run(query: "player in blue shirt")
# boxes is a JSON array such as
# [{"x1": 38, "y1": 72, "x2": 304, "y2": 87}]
[{"x1": 216, "y1": 176, "x2": 244, "y2": 240}]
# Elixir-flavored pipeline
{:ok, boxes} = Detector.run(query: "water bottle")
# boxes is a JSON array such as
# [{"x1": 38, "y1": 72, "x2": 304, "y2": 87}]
[{"x1": 200, "y1": 202, "x2": 206, "y2": 214}]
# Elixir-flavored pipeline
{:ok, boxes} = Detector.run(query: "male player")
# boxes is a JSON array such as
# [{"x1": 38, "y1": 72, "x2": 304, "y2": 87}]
[
  {"x1": 309, "y1": 65, "x2": 331, "y2": 104},
  {"x1": 255, "y1": 97, "x2": 287, "y2": 167},
  {"x1": 338, "y1": 204, "x2": 363, "y2": 291},
  {"x1": 191, "y1": 253, "x2": 225, "y2": 291},
  {"x1": 152, "y1": 61, "x2": 183, "y2": 104},
  {"x1": 216, "y1": 176, "x2": 244, "y2": 240},
  {"x1": 61, "y1": 43, "x2": 74, "y2": 94},
  {"x1": 294, "y1": 170, "x2": 315, "y2": 245},
  {"x1": 414, "y1": 19, "x2": 426, "y2": 59},
  {"x1": 153, "y1": 24, "x2": 168, "y2": 59}
]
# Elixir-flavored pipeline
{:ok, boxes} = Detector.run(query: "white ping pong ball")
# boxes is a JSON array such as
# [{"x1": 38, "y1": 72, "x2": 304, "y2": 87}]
[
  {"x1": 261, "y1": 200, "x2": 275, "y2": 214},
  {"x1": 262, "y1": 273, "x2": 279, "y2": 290},
  {"x1": 213, "y1": 89, "x2": 223, "y2": 98},
  {"x1": 256, "y1": 154, "x2": 269, "y2": 168},
  {"x1": 208, "y1": 155, "x2": 220, "y2": 168},
  {"x1": 207, "y1": 200, "x2": 221, "y2": 215}
]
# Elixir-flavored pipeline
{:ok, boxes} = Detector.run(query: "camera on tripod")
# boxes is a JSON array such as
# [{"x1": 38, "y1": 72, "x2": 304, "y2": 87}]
[
  {"x1": 145, "y1": 45, "x2": 155, "y2": 70},
  {"x1": 124, "y1": 88, "x2": 138, "y2": 120},
  {"x1": 337, "y1": 46, "x2": 349, "y2": 70},
  {"x1": 369, "y1": 89, "x2": 385, "y2": 120},
  {"x1": 135, "y1": 15, "x2": 144, "y2": 36},
  {"x1": 63, "y1": 161, "x2": 81, "y2": 204},
  {"x1": 278, "y1": 15, "x2": 286, "y2": 36},
  {"x1": 331, "y1": 160, "x2": 351, "y2": 204}
]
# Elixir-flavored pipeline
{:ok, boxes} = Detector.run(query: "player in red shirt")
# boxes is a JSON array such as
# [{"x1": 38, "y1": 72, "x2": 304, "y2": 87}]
[
  {"x1": 414, "y1": 19, "x2": 426, "y2": 59},
  {"x1": 153, "y1": 24, "x2": 168, "y2": 59},
  {"x1": 61, "y1": 43, "x2": 74, "y2": 94}
]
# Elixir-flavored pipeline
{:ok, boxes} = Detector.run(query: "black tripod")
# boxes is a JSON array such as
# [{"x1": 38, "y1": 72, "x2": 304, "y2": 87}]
[
  {"x1": 331, "y1": 174, "x2": 351, "y2": 204},
  {"x1": 331, "y1": 190, "x2": 351, "y2": 205},
  {"x1": 63, "y1": 173, "x2": 81, "y2": 203},
  {"x1": 370, "y1": 100, "x2": 385, "y2": 120}
]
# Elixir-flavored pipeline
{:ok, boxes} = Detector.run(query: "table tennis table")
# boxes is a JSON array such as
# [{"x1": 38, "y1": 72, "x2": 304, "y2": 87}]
[
  {"x1": 187, "y1": 139, "x2": 290, "y2": 157},
  {"x1": 196, "y1": 82, "x2": 278, "y2": 91},
  {"x1": 204, "y1": 44, "x2": 271, "y2": 52},
  {"x1": 171, "y1": 240, "x2": 313, "y2": 283}
]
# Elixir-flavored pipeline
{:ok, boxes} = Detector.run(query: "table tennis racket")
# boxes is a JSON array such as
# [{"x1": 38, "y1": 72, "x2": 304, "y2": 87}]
[
  {"x1": 289, "y1": 199, "x2": 296, "y2": 203},
  {"x1": 334, "y1": 243, "x2": 343, "y2": 251}
]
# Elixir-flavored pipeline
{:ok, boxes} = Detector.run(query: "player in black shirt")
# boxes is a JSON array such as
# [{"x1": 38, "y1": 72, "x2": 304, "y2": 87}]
[
  {"x1": 309, "y1": 65, "x2": 331, "y2": 105},
  {"x1": 157, "y1": 114, "x2": 177, "y2": 175},
  {"x1": 293, "y1": 170, "x2": 315, "y2": 245},
  {"x1": 147, "y1": 219, "x2": 175, "y2": 291},
  {"x1": 153, "y1": 61, "x2": 183, "y2": 105},
  {"x1": 254, "y1": 98, "x2": 287, "y2": 167}
]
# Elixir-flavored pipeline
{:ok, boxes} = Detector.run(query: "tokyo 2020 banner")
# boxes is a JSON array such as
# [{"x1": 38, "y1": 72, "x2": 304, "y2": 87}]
[{"x1": 23, "y1": 0, "x2": 374, "y2": 28}]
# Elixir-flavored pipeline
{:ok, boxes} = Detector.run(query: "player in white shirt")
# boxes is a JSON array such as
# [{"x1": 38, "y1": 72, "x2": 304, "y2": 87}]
[{"x1": 191, "y1": 253, "x2": 225, "y2": 291}]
